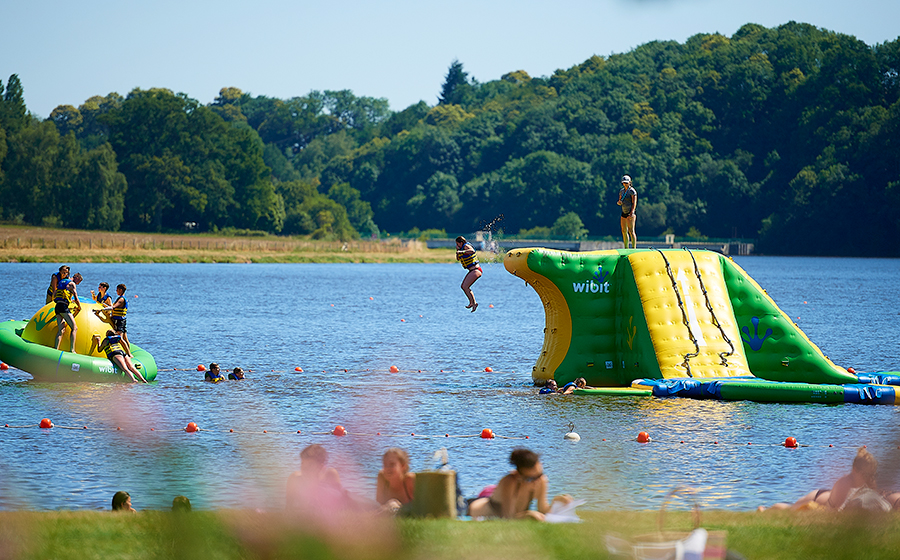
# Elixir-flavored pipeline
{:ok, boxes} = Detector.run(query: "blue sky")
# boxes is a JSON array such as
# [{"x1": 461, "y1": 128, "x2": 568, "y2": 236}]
[{"x1": 3, "y1": 0, "x2": 898, "y2": 119}]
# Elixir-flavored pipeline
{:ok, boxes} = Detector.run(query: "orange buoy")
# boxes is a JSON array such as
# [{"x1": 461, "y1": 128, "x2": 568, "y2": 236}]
[
  {"x1": 333, "y1": 425, "x2": 346, "y2": 436},
  {"x1": 295, "y1": 367, "x2": 303, "y2": 372},
  {"x1": 484, "y1": 367, "x2": 493, "y2": 372},
  {"x1": 330, "y1": 304, "x2": 335, "y2": 307},
  {"x1": 230, "y1": 429, "x2": 234, "y2": 433},
  {"x1": 0, "y1": 362, "x2": 8, "y2": 370},
  {"x1": 489, "y1": 304, "x2": 494, "y2": 308},
  {"x1": 784, "y1": 437, "x2": 798, "y2": 448},
  {"x1": 847, "y1": 367, "x2": 856, "y2": 374},
  {"x1": 480, "y1": 428, "x2": 494, "y2": 439},
  {"x1": 389, "y1": 365, "x2": 399, "y2": 373},
  {"x1": 400, "y1": 319, "x2": 405, "y2": 322},
  {"x1": 39, "y1": 418, "x2": 53, "y2": 429},
  {"x1": 637, "y1": 431, "x2": 650, "y2": 443},
  {"x1": 263, "y1": 430, "x2": 267, "y2": 433},
  {"x1": 369, "y1": 297, "x2": 374, "y2": 300},
  {"x1": 185, "y1": 422, "x2": 198, "y2": 433},
  {"x1": 197, "y1": 364, "x2": 206, "y2": 371}
]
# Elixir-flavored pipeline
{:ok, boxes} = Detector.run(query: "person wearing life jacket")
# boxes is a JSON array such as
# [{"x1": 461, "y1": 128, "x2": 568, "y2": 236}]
[
  {"x1": 91, "y1": 281, "x2": 113, "y2": 306},
  {"x1": 93, "y1": 330, "x2": 148, "y2": 383},
  {"x1": 204, "y1": 363, "x2": 225, "y2": 382},
  {"x1": 54, "y1": 272, "x2": 82, "y2": 352},
  {"x1": 228, "y1": 367, "x2": 245, "y2": 380},
  {"x1": 455, "y1": 236, "x2": 482, "y2": 312},
  {"x1": 97, "y1": 284, "x2": 132, "y2": 357},
  {"x1": 47, "y1": 265, "x2": 70, "y2": 304}
]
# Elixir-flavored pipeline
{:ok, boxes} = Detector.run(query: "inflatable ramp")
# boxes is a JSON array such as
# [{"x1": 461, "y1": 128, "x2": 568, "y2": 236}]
[{"x1": 504, "y1": 248, "x2": 898, "y2": 404}]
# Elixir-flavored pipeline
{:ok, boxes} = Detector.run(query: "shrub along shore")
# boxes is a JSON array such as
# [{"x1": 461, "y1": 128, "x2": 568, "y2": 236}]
[
  {"x1": 0, "y1": 226, "x2": 456, "y2": 264},
  {"x1": 1, "y1": 509, "x2": 899, "y2": 559}
]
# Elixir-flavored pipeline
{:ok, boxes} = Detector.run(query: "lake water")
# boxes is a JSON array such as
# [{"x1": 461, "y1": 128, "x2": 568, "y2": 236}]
[{"x1": 1, "y1": 256, "x2": 899, "y2": 512}]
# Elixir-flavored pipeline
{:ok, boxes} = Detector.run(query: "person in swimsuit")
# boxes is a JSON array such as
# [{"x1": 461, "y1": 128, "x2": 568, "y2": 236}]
[
  {"x1": 111, "y1": 491, "x2": 135, "y2": 512},
  {"x1": 93, "y1": 331, "x2": 148, "y2": 383},
  {"x1": 47, "y1": 265, "x2": 69, "y2": 304},
  {"x1": 758, "y1": 447, "x2": 885, "y2": 511},
  {"x1": 286, "y1": 444, "x2": 348, "y2": 514},
  {"x1": 376, "y1": 447, "x2": 416, "y2": 514},
  {"x1": 467, "y1": 448, "x2": 572, "y2": 520},
  {"x1": 617, "y1": 175, "x2": 638, "y2": 249},
  {"x1": 455, "y1": 236, "x2": 482, "y2": 312}
]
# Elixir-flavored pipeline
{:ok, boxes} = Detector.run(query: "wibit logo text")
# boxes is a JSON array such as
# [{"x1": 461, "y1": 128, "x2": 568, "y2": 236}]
[{"x1": 572, "y1": 280, "x2": 610, "y2": 293}]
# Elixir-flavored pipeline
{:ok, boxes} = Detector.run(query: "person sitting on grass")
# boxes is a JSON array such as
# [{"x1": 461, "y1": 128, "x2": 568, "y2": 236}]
[
  {"x1": 112, "y1": 491, "x2": 135, "y2": 512},
  {"x1": 758, "y1": 447, "x2": 891, "y2": 511},
  {"x1": 376, "y1": 447, "x2": 416, "y2": 514},
  {"x1": 467, "y1": 448, "x2": 572, "y2": 520},
  {"x1": 286, "y1": 444, "x2": 348, "y2": 513},
  {"x1": 172, "y1": 495, "x2": 191, "y2": 512}
]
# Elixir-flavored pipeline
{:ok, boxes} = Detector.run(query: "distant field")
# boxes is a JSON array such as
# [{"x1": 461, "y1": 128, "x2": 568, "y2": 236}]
[{"x1": 0, "y1": 226, "x2": 455, "y2": 264}]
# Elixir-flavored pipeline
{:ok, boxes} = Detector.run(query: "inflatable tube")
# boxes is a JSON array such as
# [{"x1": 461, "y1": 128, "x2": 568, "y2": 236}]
[
  {"x1": 631, "y1": 377, "x2": 898, "y2": 405},
  {"x1": 572, "y1": 387, "x2": 653, "y2": 397},
  {"x1": 0, "y1": 300, "x2": 157, "y2": 382}
]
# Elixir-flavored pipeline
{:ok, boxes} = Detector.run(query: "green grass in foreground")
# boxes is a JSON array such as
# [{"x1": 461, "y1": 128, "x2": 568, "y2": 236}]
[{"x1": 1, "y1": 510, "x2": 899, "y2": 560}]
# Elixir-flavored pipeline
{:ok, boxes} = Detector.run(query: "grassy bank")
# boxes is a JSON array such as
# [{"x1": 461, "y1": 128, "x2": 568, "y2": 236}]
[
  {"x1": 1, "y1": 509, "x2": 898, "y2": 559},
  {"x1": 0, "y1": 225, "x2": 457, "y2": 264}
]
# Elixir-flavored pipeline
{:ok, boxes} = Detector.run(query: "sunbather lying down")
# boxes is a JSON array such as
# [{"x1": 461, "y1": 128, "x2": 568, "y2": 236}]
[{"x1": 758, "y1": 447, "x2": 896, "y2": 512}]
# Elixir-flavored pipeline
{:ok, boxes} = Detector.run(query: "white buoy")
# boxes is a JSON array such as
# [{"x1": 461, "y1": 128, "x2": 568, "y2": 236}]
[{"x1": 564, "y1": 422, "x2": 580, "y2": 441}]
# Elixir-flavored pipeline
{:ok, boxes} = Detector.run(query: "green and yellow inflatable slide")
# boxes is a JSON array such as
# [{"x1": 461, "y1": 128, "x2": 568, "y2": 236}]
[{"x1": 505, "y1": 248, "x2": 898, "y2": 405}]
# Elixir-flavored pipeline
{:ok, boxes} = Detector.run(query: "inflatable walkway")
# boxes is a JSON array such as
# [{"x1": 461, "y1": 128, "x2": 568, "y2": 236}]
[{"x1": 504, "y1": 248, "x2": 898, "y2": 405}]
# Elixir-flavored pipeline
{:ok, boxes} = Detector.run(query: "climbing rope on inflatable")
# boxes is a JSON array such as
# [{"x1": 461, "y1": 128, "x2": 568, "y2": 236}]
[
  {"x1": 656, "y1": 249, "x2": 700, "y2": 376},
  {"x1": 684, "y1": 248, "x2": 735, "y2": 366}
]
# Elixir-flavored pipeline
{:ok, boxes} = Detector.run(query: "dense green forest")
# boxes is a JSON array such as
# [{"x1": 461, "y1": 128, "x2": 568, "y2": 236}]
[{"x1": 1, "y1": 21, "x2": 898, "y2": 255}]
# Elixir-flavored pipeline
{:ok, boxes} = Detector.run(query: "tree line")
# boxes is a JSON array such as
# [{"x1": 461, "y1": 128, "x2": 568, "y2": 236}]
[{"x1": 1, "y1": 21, "x2": 898, "y2": 255}]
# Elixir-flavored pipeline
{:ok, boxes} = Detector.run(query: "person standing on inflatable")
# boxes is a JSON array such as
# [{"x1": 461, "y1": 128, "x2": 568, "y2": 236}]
[
  {"x1": 97, "y1": 284, "x2": 132, "y2": 357},
  {"x1": 617, "y1": 175, "x2": 638, "y2": 249},
  {"x1": 47, "y1": 265, "x2": 69, "y2": 304},
  {"x1": 456, "y1": 236, "x2": 482, "y2": 312},
  {"x1": 54, "y1": 272, "x2": 83, "y2": 352}
]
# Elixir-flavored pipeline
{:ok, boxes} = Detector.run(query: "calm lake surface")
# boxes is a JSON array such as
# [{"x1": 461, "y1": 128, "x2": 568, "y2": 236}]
[{"x1": 1, "y1": 256, "x2": 899, "y2": 512}]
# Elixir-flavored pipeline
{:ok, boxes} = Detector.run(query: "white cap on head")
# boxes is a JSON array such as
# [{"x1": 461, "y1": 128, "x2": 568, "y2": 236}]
[{"x1": 621, "y1": 175, "x2": 632, "y2": 184}]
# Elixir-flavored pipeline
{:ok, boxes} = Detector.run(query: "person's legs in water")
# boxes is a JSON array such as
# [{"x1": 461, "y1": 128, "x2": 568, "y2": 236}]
[{"x1": 461, "y1": 267, "x2": 482, "y2": 311}]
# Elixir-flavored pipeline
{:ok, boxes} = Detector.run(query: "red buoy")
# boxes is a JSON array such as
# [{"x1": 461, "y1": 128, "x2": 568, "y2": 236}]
[
  {"x1": 197, "y1": 364, "x2": 206, "y2": 371},
  {"x1": 847, "y1": 367, "x2": 856, "y2": 374},
  {"x1": 39, "y1": 418, "x2": 53, "y2": 429},
  {"x1": 295, "y1": 367, "x2": 303, "y2": 372},
  {"x1": 480, "y1": 428, "x2": 494, "y2": 439},
  {"x1": 389, "y1": 365, "x2": 399, "y2": 373},
  {"x1": 0, "y1": 362, "x2": 8, "y2": 370},
  {"x1": 484, "y1": 367, "x2": 493, "y2": 372},
  {"x1": 333, "y1": 425, "x2": 346, "y2": 436},
  {"x1": 784, "y1": 437, "x2": 798, "y2": 448},
  {"x1": 637, "y1": 431, "x2": 650, "y2": 443},
  {"x1": 185, "y1": 422, "x2": 198, "y2": 433}
]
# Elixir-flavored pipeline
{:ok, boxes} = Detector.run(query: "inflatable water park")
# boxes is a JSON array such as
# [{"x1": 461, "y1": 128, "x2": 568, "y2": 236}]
[
  {"x1": 505, "y1": 248, "x2": 899, "y2": 405},
  {"x1": 0, "y1": 299, "x2": 157, "y2": 383}
]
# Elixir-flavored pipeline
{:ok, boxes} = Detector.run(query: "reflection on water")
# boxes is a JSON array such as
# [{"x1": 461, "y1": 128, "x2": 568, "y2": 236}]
[{"x1": 0, "y1": 258, "x2": 899, "y2": 511}]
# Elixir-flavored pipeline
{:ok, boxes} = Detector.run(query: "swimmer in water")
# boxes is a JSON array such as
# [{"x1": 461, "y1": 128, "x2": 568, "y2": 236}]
[{"x1": 455, "y1": 236, "x2": 482, "y2": 312}]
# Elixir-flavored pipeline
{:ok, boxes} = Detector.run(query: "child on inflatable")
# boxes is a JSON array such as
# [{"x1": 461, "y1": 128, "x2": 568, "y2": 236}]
[{"x1": 93, "y1": 331, "x2": 148, "y2": 383}]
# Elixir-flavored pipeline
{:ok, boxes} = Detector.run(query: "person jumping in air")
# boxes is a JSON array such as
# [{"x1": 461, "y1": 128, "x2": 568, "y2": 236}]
[
  {"x1": 617, "y1": 175, "x2": 638, "y2": 249},
  {"x1": 455, "y1": 236, "x2": 482, "y2": 312}
]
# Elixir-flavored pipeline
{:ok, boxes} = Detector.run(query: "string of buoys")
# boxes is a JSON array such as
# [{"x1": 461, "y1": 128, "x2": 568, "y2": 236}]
[
  {"x1": 3, "y1": 418, "x2": 527, "y2": 439},
  {"x1": 628, "y1": 431, "x2": 873, "y2": 449},
  {"x1": 148, "y1": 365, "x2": 508, "y2": 374}
]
